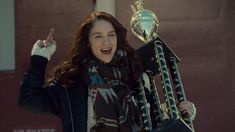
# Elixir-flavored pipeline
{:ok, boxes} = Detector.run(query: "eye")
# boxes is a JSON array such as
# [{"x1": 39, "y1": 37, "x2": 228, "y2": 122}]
[
  {"x1": 108, "y1": 33, "x2": 116, "y2": 37},
  {"x1": 93, "y1": 34, "x2": 102, "y2": 38}
]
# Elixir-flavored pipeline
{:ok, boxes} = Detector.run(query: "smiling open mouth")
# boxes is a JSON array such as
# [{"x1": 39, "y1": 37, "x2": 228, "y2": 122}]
[{"x1": 100, "y1": 48, "x2": 112, "y2": 55}]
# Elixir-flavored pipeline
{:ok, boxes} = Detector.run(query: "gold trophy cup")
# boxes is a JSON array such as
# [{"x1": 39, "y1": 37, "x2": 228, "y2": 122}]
[{"x1": 130, "y1": 0, "x2": 159, "y2": 42}]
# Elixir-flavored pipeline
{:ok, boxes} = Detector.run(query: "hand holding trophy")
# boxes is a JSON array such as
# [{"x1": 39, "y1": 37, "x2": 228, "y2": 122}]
[{"x1": 131, "y1": 0, "x2": 195, "y2": 132}]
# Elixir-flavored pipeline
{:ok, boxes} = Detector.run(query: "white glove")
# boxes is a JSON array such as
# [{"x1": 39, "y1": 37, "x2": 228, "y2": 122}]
[{"x1": 31, "y1": 40, "x2": 56, "y2": 61}]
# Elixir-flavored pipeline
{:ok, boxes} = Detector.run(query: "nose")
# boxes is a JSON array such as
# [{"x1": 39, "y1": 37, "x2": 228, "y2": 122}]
[{"x1": 103, "y1": 36, "x2": 111, "y2": 45}]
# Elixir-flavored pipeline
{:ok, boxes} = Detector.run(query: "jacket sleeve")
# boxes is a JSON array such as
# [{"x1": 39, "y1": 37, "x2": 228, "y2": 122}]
[{"x1": 18, "y1": 55, "x2": 61, "y2": 116}]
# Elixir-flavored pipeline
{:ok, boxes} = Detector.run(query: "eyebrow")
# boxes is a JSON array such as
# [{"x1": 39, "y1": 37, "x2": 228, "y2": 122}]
[{"x1": 90, "y1": 30, "x2": 116, "y2": 37}]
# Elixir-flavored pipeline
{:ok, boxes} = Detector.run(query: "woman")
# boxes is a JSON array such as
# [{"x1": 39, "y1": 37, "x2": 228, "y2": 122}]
[{"x1": 18, "y1": 11, "x2": 196, "y2": 132}]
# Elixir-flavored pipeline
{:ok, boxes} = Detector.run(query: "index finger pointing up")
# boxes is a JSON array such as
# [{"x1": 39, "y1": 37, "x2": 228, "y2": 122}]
[{"x1": 46, "y1": 28, "x2": 55, "y2": 42}]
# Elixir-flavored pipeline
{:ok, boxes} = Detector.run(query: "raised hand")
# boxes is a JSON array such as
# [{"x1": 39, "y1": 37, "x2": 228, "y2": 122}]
[
  {"x1": 37, "y1": 28, "x2": 55, "y2": 48},
  {"x1": 31, "y1": 28, "x2": 57, "y2": 61}
]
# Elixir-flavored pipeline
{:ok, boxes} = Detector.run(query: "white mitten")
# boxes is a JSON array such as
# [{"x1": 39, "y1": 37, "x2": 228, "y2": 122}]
[{"x1": 31, "y1": 40, "x2": 56, "y2": 61}]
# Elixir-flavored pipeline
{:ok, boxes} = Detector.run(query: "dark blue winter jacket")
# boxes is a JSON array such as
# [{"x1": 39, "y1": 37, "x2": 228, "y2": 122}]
[{"x1": 18, "y1": 55, "x2": 88, "y2": 132}]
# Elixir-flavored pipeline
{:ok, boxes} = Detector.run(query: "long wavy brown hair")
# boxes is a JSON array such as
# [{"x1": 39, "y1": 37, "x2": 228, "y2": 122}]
[{"x1": 48, "y1": 11, "x2": 142, "y2": 88}]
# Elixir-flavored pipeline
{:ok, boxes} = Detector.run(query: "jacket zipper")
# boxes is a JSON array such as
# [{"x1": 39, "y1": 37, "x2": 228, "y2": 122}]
[{"x1": 65, "y1": 89, "x2": 75, "y2": 132}]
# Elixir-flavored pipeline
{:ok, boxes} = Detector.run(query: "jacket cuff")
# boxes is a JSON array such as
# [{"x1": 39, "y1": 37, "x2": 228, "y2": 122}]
[{"x1": 30, "y1": 55, "x2": 48, "y2": 73}]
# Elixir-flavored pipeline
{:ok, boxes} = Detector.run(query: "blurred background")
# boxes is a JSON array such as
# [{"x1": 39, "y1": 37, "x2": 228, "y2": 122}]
[{"x1": 0, "y1": 0, "x2": 234, "y2": 131}]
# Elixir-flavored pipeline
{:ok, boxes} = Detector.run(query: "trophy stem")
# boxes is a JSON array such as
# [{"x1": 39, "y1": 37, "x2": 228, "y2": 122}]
[
  {"x1": 168, "y1": 58, "x2": 195, "y2": 130},
  {"x1": 153, "y1": 41, "x2": 179, "y2": 119},
  {"x1": 138, "y1": 74, "x2": 153, "y2": 131}
]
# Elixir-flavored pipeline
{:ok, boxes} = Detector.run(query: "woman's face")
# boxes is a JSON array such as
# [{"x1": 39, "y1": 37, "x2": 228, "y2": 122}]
[{"x1": 89, "y1": 19, "x2": 117, "y2": 63}]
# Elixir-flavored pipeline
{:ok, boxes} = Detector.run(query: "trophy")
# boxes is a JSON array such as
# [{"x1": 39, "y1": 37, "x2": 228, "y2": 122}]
[{"x1": 131, "y1": 0, "x2": 194, "y2": 131}]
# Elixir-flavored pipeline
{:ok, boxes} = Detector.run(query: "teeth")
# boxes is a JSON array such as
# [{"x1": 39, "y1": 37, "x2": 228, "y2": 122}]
[
  {"x1": 101, "y1": 48, "x2": 111, "y2": 51},
  {"x1": 103, "y1": 48, "x2": 111, "y2": 50}
]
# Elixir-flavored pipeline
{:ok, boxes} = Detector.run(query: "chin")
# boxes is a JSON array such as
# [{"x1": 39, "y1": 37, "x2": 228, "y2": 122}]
[{"x1": 102, "y1": 59, "x2": 112, "y2": 63}]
